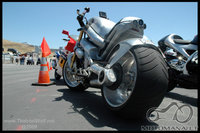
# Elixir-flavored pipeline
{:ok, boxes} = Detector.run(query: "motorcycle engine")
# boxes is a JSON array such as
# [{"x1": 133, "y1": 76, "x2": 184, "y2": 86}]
[
  {"x1": 164, "y1": 48, "x2": 186, "y2": 71},
  {"x1": 168, "y1": 59, "x2": 186, "y2": 71}
]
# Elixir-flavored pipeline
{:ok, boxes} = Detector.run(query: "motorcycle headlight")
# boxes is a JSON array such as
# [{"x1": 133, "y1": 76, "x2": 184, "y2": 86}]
[
  {"x1": 138, "y1": 19, "x2": 144, "y2": 25},
  {"x1": 133, "y1": 20, "x2": 138, "y2": 25}
]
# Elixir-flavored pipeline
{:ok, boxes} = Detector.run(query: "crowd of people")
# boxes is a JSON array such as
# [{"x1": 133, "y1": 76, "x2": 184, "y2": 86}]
[{"x1": 11, "y1": 55, "x2": 40, "y2": 65}]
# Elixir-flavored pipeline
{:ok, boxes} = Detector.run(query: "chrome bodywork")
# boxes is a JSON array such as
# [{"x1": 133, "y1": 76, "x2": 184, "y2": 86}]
[
  {"x1": 88, "y1": 64, "x2": 117, "y2": 86},
  {"x1": 183, "y1": 51, "x2": 198, "y2": 75},
  {"x1": 83, "y1": 16, "x2": 148, "y2": 61},
  {"x1": 70, "y1": 16, "x2": 151, "y2": 87},
  {"x1": 85, "y1": 26, "x2": 105, "y2": 48},
  {"x1": 80, "y1": 39, "x2": 99, "y2": 59},
  {"x1": 101, "y1": 17, "x2": 146, "y2": 58},
  {"x1": 160, "y1": 34, "x2": 198, "y2": 75},
  {"x1": 164, "y1": 34, "x2": 197, "y2": 59},
  {"x1": 106, "y1": 36, "x2": 153, "y2": 68},
  {"x1": 79, "y1": 38, "x2": 100, "y2": 69},
  {"x1": 103, "y1": 50, "x2": 137, "y2": 107},
  {"x1": 88, "y1": 17, "x2": 115, "y2": 38},
  {"x1": 168, "y1": 59, "x2": 186, "y2": 71},
  {"x1": 75, "y1": 48, "x2": 84, "y2": 59}
]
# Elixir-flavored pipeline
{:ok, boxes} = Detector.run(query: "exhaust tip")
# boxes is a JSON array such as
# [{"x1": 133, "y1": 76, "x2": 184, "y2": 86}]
[
  {"x1": 99, "y1": 71, "x2": 105, "y2": 83},
  {"x1": 89, "y1": 64, "x2": 117, "y2": 87}
]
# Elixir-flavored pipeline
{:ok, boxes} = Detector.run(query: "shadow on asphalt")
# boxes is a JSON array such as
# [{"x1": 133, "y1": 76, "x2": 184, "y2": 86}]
[
  {"x1": 50, "y1": 78, "x2": 65, "y2": 86},
  {"x1": 52, "y1": 88, "x2": 158, "y2": 131},
  {"x1": 165, "y1": 91, "x2": 197, "y2": 107}
]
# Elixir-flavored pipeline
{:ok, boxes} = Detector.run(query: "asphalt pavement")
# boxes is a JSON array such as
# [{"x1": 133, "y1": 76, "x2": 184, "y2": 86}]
[{"x1": 2, "y1": 64, "x2": 198, "y2": 131}]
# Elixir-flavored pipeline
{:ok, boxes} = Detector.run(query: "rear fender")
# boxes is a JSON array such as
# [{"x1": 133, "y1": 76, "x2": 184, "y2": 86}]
[{"x1": 105, "y1": 38, "x2": 154, "y2": 68}]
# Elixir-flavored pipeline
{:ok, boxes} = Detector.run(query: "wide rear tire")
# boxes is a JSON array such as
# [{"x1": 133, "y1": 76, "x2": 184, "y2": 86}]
[{"x1": 102, "y1": 44, "x2": 168, "y2": 119}]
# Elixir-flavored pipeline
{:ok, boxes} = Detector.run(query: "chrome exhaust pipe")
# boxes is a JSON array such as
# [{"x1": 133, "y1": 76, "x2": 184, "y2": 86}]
[
  {"x1": 89, "y1": 64, "x2": 116, "y2": 86},
  {"x1": 88, "y1": 64, "x2": 104, "y2": 86},
  {"x1": 102, "y1": 69, "x2": 116, "y2": 86},
  {"x1": 89, "y1": 79, "x2": 102, "y2": 87}
]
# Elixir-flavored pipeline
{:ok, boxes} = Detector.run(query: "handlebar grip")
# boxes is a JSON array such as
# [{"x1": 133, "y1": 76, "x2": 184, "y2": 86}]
[
  {"x1": 63, "y1": 38, "x2": 70, "y2": 41},
  {"x1": 84, "y1": 7, "x2": 90, "y2": 13}
]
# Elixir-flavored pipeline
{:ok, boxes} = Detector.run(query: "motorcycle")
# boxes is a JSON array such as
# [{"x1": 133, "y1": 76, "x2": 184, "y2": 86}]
[
  {"x1": 53, "y1": 30, "x2": 77, "y2": 80},
  {"x1": 62, "y1": 7, "x2": 168, "y2": 119},
  {"x1": 158, "y1": 34, "x2": 198, "y2": 92}
]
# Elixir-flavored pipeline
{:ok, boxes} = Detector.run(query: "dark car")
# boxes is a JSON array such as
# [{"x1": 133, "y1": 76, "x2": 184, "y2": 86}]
[{"x1": 7, "y1": 48, "x2": 18, "y2": 54}]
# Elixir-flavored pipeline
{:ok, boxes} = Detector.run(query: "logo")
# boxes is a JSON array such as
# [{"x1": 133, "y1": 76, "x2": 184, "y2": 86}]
[{"x1": 146, "y1": 102, "x2": 193, "y2": 123}]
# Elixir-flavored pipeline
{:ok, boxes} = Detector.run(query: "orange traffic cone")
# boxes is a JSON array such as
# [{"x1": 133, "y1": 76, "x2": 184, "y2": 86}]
[
  {"x1": 32, "y1": 37, "x2": 55, "y2": 86},
  {"x1": 32, "y1": 56, "x2": 55, "y2": 86}
]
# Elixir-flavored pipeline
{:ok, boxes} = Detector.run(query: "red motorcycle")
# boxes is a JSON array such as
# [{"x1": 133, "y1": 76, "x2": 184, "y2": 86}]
[
  {"x1": 62, "y1": 30, "x2": 77, "y2": 54},
  {"x1": 53, "y1": 30, "x2": 77, "y2": 80}
]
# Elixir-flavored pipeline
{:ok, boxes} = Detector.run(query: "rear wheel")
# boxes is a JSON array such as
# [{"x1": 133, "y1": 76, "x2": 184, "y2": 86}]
[{"x1": 102, "y1": 44, "x2": 168, "y2": 119}]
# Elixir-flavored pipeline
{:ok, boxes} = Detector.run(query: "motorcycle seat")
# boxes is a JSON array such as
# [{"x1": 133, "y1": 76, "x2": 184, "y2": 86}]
[
  {"x1": 190, "y1": 35, "x2": 198, "y2": 45},
  {"x1": 173, "y1": 39, "x2": 192, "y2": 45}
]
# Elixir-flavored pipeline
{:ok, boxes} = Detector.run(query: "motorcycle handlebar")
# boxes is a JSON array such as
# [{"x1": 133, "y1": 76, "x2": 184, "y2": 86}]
[
  {"x1": 77, "y1": 7, "x2": 90, "y2": 15},
  {"x1": 76, "y1": 7, "x2": 90, "y2": 27}
]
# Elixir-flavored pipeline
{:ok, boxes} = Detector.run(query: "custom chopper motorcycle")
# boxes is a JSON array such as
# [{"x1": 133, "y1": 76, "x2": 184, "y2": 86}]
[
  {"x1": 158, "y1": 34, "x2": 198, "y2": 92},
  {"x1": 62, "y1": 7, "x2": 168, "y2": 119}
]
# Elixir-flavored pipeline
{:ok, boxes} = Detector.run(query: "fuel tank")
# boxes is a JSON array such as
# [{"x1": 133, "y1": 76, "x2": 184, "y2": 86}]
[{"x1": 88, "y1": 17, "x2": 116, "y2": 39}]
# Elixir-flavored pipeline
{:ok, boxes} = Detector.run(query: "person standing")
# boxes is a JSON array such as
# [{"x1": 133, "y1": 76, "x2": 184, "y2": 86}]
[
  {"x1": 25, "y1": 56, "x2": 28, "y2": 65},
  {"x1": 11, "y1": 56, "x2": 14, "y2": 64},
  {"x1": 30, "y1": 56, "x2": 33, "y2": 65},
  {"x1": 16, "y1": 57, "x2": 19, "y2": 65},
  {"x1": 20, "y1": 56, "x2": 22, "y2": 65},
  {"x1": 22, "y1": 55, "x2": 25, "y2": 65}
]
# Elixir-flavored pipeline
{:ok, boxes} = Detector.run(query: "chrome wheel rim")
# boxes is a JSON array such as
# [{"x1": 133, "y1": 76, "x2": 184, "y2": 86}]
[
  {"x1": 103, "y1": 51, "x2": 137, "y2": 108},
  {"x1": 64, "y1": 62, "x2": 80, "y2": 87}
]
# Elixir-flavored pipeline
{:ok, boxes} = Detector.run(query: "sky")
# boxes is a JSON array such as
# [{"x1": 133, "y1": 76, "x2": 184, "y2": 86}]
[{"x1": 2, "y1": 2, "x2": 198, "y2": 49}]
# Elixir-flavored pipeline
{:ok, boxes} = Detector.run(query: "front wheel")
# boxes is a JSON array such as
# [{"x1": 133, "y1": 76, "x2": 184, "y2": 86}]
[
  {"x1": 102, "y1": 44, "x2": 168, "y2": 119},
  {"x1": 63, "y1": 60, "x2": 88, "y2": 91}
]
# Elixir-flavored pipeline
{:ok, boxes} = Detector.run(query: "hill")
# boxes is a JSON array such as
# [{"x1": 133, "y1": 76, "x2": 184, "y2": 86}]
[
  {"x1": 2, "y1": 39, "x2": 57, "y2": 57},
  {"x1": 3, "y1": 39, "x2": 35, "y2": 54}
]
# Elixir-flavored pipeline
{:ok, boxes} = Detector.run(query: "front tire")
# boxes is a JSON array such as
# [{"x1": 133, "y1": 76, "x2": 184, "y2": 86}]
[
  {"x1": 102, "y1": 44, "x2": 168, "y2": 119},
  {"x1": 63, "y1": 60, "x2": 88, "y2": 91}
]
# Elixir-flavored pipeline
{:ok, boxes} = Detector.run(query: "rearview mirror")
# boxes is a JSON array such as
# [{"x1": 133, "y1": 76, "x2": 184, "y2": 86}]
[
  {"x1": 99, "y1": 11, "x2": 107, "y2": 19},
  {"x1": 62, "y1": 30, "x2": 69, "y2": 36}
]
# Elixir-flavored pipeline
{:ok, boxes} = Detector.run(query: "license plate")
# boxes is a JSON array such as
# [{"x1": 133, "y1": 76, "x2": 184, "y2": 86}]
[{"x1": 58, "y1": 57, "x2": 65, "y2": 68}]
